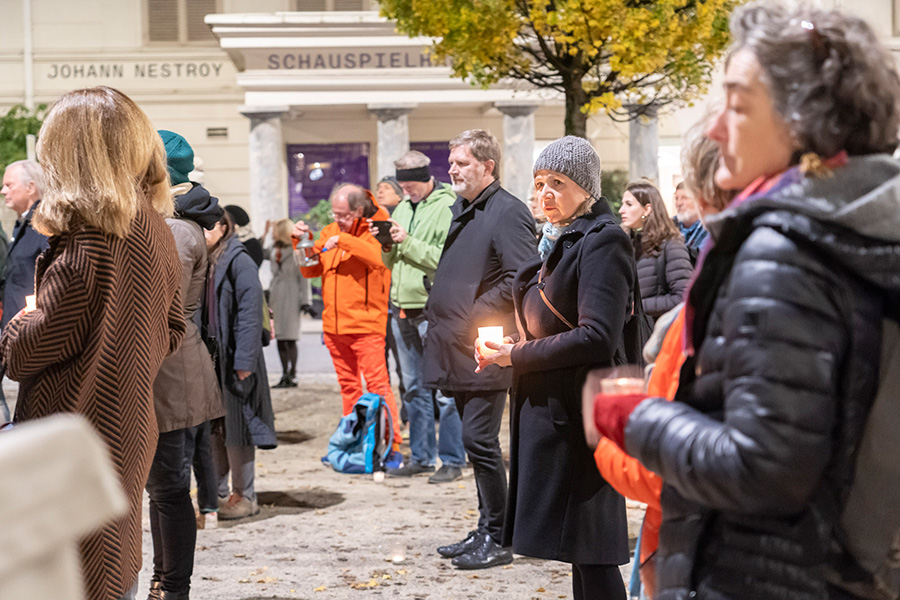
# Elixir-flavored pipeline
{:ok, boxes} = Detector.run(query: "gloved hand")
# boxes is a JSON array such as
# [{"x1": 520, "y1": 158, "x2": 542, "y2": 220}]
[
  {"x1": 301, "y1": 304, "x2": 319, "y2": 318},
  {"x1": 593, "y1": 393, "x2": 647, "y2": 450}
]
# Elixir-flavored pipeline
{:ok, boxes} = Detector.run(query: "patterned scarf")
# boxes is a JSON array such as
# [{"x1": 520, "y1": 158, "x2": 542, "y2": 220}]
[{"x1": 538, "y1": 221, "x2": 562, "y2": 260}]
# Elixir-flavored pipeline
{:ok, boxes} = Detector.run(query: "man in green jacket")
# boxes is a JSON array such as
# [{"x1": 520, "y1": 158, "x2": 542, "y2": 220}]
[{"x1": 374, "y1": 150, "x2": 465, "y2": 483}]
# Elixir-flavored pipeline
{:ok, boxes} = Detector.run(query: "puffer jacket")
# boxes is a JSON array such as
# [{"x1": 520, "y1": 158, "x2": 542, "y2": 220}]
[
  {"x1": 624, "y1": 155, "x2": 900, "y2": 600},
  {"x1": 636, "y1": 238, "x2": 693, "y2": 318},
  {"x1": 300, "y1": 192, "x2": 390, "y2": 336}
]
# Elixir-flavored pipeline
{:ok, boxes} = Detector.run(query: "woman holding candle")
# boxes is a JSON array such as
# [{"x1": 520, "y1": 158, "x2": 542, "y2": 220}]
[
  {"x1": 592, "y1": 3, "x2": 900, "y2": 599},
  {"x1": 476, "y1": 135, "x2": 633, "y2": 600}
]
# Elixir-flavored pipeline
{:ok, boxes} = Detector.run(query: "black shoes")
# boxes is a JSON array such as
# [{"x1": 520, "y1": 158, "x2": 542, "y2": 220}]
[
  {"x1": 428, "y1": 465, "x2": 463, "y2": 484},
  {"x1": 437, "y1": 530, "x2": 481, "y2": 558},
  {"x1": 386, "y1": 462, "x2": 435, "y2": 477},
  {"x1": 272, "y1": 375, "x2": 298, "y2": 389},
  {"x1": 148, "y1": 583, "x2": 189, "y2": 600},
  {"x1": 450, "y1": 533, "x2": 513, "y2": 570}
]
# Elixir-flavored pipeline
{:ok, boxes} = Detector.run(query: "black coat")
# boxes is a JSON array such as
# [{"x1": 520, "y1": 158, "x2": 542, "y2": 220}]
[
  {"x1": 1, "y1": 202, "x2": 49, "y2": 331},
  {"x1": 625, "y1": 158, "x2": 900, "y2": 600},
  {"x1": 503, "y1": 201, "x2": 632, "y2": 565},
  {"x1": 636, "y1": 238, "x2": 693, "y2": 318},
  {"x1": 423, "y1": 181, "x2": 537, "y2": 392}
]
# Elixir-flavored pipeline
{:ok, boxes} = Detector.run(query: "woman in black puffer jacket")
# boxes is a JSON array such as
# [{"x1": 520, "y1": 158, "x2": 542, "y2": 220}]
[
  {"x1": 619, "y1": 181, "x2": 693, "y2": 319},
  {"x1": 591, "y1": 3, "x2": 900, "y2": 600}
]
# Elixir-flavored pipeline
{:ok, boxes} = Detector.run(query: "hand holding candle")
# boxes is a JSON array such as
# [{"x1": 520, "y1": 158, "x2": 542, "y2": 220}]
[
  {"x1": 474, "y1": 326, "x2": 514, "y2": 372},
  {"x1": 477, "y1": 326, "x2": 504, "y2": 357},
  {"x1": 583, "y1": 366, "x2": 647, "y2": 449}
]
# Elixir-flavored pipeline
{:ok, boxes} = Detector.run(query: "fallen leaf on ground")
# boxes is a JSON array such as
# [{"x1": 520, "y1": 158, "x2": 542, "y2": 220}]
[{"x1": 314, "y1": 585, "x2": 327, "y2": 592}]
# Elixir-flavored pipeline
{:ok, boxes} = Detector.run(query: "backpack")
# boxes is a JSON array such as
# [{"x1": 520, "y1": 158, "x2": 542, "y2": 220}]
[
  {"x1": 325, "y1": 393, "x2": 394, "y2": 474},
  {"x1": 834, "y1": 311, "x2": 900, "y2": 600}
]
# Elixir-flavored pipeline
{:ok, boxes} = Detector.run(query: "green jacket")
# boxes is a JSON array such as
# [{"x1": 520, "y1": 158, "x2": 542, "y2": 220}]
[{"x1": 382, "y1": 181, "x2": 456, "y2": 309}]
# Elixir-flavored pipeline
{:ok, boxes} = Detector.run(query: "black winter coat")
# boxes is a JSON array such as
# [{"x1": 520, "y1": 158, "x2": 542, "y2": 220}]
[
  {"x1": 1, "y1": 202, "x2": 49, "y2": 331},
  {"x1": 423, "y1": 181, "x2": 537, "y2": 392},
  {"x1": 636, "y1": 237, "x2": 693, "y2": 318},
  {"x1": 503, "y1": 200, "x2": 632, "y2": 565},
  {"x1": 625, "y1": 158, "x2": 900, "y2": 600}
]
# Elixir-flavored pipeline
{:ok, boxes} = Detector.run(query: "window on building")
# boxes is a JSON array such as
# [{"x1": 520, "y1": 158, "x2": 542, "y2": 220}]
[
  {"x1": 295, "y1": 0, "x2": 375, "y2": 10},
  {"x1": 147, "y1": 0, "x2": 218, "y2": 43}
]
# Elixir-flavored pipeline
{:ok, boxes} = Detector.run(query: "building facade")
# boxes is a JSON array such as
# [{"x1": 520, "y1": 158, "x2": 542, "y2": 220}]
[{"x1": 2, "y1": 0, "x2": 899, "y2": 232}]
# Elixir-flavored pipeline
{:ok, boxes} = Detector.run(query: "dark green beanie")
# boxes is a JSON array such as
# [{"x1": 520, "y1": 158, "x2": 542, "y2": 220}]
[{"x1": 158, "y1": 130, "x2": 194, "y2": 185}]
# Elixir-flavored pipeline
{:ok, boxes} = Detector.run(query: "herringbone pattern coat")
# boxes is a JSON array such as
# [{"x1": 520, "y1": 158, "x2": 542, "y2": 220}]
[{"x1": 0, "y1": 205, "x2": 185, "y2": 600}]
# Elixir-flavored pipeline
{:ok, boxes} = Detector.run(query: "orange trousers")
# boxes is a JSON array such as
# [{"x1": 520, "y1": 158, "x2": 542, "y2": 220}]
[{"x1": 323, "y1": 332, "x2": 402, "y2": 446}]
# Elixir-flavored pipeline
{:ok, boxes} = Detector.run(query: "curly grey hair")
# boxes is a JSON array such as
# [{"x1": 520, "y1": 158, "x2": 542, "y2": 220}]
[{"x1": 730, "y1": 1, "x2": 900, "y2": 157}]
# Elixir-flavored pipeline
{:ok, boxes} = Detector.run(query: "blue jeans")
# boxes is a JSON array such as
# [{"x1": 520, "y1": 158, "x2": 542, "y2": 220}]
[{"x1": 392, "y1": 310, "x2": 465, "y2": 468}]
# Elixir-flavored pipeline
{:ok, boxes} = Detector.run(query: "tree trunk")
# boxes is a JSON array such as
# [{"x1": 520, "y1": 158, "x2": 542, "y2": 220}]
[{"x1": 563, "y1": 83, "x2": 588, "y2": 138}]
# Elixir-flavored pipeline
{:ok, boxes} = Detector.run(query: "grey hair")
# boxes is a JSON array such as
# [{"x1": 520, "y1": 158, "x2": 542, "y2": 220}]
[
  {"x1": 449, "y1": 129, "x2": 501, "y2": 178},
  {"x1": 394, "y1": 150, "x2": 430, "y2": 170},
  {"x1": 730, "y1": 1, "x2": 900, "y2": 157},
  {"x1": 6, "y1": 159, "x2": 45, "y2": 199}
]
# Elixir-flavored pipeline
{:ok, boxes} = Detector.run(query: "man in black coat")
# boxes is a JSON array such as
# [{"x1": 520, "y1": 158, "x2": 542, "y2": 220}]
[
  {"x1": 0, "y1": 160, "x2": 50, "y2": 422},
  {"x1": 423, "y1": 129, "x2": 537, "y2": 569}
]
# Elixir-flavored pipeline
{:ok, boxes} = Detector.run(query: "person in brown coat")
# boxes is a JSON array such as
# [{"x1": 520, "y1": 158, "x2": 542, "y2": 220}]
[{"x1": 0, "y1": 86, "x2": 185, "y2": 600}]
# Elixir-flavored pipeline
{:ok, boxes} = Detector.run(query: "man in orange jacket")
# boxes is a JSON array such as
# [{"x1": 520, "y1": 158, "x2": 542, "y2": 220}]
[{"x1": 292, "y1": 183, "x2": 402, "y2": 449}]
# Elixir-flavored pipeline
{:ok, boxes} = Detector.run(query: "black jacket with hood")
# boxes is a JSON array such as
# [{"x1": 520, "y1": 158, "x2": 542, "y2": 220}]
[{"x1": 624, "y1": 156, "x2": 900, "y2": 600}]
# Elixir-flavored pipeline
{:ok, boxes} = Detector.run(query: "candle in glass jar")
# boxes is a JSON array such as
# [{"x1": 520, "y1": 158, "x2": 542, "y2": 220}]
[
  {"x1": 477, "y1": 326, "x2": 504, "y2": 357},
  {"x1": 600, "y1": 377, "x2": 645, "y2": 395},
  {"x1": 24, "y1": 295, "x2": 36, "y2": 313}
]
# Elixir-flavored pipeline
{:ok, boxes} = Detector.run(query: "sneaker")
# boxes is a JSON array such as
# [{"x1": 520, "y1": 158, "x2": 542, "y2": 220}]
[
  {"x1": 437, "y1": 530, "x2": 481, "y2": 558},
  {"x1": 204, "y1": 512, "x2": 218, "y2": 529},
  {"x1": 451, "y1": 534, "x2": 513, "y2": 570},
  {"x1": 387, "y1": 462, "x2": 435, "y2": 477},
  {"x1": 384, "y1": 449, "x2": 404, "y2": 470},
  {"x1": 286, "y1": 376, "x2": 298, "y2": 388},
  {"x1": 428, "y1": 465, "x2": 463, "y2": 484},
  {"x1": 218, "y1": 496, "x2": 260, "y2": 520}
]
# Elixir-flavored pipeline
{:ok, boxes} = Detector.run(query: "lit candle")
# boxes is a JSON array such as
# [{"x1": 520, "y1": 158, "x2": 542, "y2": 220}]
[
  {"x1": 372, "y1": 471, "x2": 385, "y2": 483},
  {"x1": 477, "y1": 326, "x2": 504, "y2": 357},
  {"x1": 391, "y1": 542, "x2": 406, "y2": 564},
  {"x1": 24, "y1": 295, "x2": 36, "y2": 313},
  {"x1": 600, "y1": 377, "x2": 645, "y2": 395}
]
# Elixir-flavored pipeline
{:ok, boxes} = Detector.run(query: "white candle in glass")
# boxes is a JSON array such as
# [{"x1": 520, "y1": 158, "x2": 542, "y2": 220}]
[
  {"x1": 24, "y1": 295, "x2": 36, "y2": 313},
  {"x1": 477, "y1": 326, "x2": 504, "y2": 357}
]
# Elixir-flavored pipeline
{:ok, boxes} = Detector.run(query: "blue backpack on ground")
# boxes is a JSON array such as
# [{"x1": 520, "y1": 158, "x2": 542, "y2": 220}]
[{"x1": 325, "y1": 393, "x2": 395, "y2": 474}]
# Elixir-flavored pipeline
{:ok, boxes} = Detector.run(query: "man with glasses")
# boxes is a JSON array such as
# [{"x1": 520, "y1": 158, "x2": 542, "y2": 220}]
[{"x1": 292, "y1": 183, "x2": 403, "y2": 458}]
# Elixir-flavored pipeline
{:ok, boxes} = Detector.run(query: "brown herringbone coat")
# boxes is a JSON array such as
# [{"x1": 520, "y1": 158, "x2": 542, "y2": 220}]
[{"x1": 0, "y1": 205, "x2": 185, "y2": 600}]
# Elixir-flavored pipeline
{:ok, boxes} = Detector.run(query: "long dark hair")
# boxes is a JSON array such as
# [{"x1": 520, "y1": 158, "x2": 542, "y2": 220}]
[{"x1": 626, "y1": 181, "x2": 682, "y2": 257}]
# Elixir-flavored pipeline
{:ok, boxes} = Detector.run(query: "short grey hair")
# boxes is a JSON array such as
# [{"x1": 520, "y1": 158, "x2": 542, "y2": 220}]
[
  {"x1": 730, "y1": 1, "x2": 900, "y2": 157},
  {"x1": 6, "y1": 159, "x2": 45, "y2": 199},
  {"x1": 449, "y1": 129, "x2": 501, "y2": 178},
  {"x1": 394, "y1": 150, "x2": 430, "y2": 170}
]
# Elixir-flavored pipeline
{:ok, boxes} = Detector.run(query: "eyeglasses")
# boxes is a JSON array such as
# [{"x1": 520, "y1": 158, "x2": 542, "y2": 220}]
[{"x1": 330, "y1": 212, "x2": 355, "y2": 222}]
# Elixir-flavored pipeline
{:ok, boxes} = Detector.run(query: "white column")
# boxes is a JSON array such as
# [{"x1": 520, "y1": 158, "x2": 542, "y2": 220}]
[
  {"x1": 239, "y1": 105, "x2": 289, "y2": 231},
  {"x1": 628, "y1": 105, "x2": 660, "y2": 185},
  {"x1": 495, "y1": 102, "x2": 538, "y2": 204},
  {"x1": 368, "y1": 104, "x2": 415, "y2": 181}
]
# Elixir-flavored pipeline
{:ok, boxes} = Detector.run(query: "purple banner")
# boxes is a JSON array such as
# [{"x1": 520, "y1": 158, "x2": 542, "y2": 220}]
[
  {"x1": 411, "y1": 141, "x2": 451, "y2": 184},
  {"x1": 287, "y1": 143, "x2": 370, "y2": 216}
]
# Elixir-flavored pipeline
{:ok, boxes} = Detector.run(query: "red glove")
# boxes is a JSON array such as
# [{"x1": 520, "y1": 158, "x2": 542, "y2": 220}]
[{"x1": 593, "y1": 393, "x2": 646, "y2": 450}]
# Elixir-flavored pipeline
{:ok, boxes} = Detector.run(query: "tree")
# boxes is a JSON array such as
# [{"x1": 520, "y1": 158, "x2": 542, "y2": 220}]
[
  {"x1": 0, "y1": 104, "x2": 46, "y2": 172},
  {"x1": 380, "y1": 0, "x2": 734, "y2": 137}
]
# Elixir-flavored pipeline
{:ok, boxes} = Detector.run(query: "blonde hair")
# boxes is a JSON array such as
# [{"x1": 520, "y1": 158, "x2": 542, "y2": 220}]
[
  {"x1": 273, "y1": 218, "x2": 294, "y2": 246},
  {"x1": 34, "y1": 86, "x2": 173, "y2": 238},
  {"x1": 680, "y1": 113, "x2": 736, "y2": 213}
]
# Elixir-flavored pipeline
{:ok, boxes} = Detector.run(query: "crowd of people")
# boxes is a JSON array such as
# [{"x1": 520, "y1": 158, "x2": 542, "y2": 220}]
[{"x1": 1, "y1": 2, "x2": 899, "y2": 599}]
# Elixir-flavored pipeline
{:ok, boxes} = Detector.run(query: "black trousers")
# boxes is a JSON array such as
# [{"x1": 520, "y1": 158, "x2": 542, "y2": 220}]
[
  {"x1": 572, "y1": 564, "x2": 626, "y2": 600},
  {"x1": 453, "y1": 389, "x2": 508, "y2": 542},
  {"x1": 146, "y1": 428, "x2": 197, "y2": 593}
]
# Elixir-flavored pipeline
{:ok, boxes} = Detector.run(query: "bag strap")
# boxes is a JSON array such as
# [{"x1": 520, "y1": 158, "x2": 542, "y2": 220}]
[{"x1": 538, "y1": 264, "x2": 576, "y2": 330}]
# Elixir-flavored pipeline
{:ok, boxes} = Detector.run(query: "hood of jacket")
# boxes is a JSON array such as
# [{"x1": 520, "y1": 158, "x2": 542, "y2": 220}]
[
  {"x1": 173, "y1": 182, "x2": 223, "y2": 230},
  {"x1": 707, "y1": 154, "x2": 900, "y2": 293}
]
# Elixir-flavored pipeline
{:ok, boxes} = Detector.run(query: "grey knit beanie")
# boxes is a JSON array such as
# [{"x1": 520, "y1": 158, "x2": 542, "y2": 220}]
[{"x1": 533, "y1": 136, "x2": 602, "y2": 200}]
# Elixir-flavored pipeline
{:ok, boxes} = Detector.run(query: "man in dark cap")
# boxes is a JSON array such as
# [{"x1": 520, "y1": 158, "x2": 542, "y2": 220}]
[{"x1": 224, "y1": 205, "x2": 264, "y2": 267}]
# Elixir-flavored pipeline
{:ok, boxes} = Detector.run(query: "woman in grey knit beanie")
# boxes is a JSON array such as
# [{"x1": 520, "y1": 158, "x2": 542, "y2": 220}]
[{"x1": 476, "y1": 135, "x2": 634, "y2": 600}]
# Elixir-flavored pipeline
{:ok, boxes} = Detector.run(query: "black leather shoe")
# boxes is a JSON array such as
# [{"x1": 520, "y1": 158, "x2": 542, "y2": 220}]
[
  {"x1": 147, "y1": 581, "x2": 163, "y2": 600},
  {"x1": 437, "y1": 530, "x2": 481, "y2": 558},
  {"x1": 451, "y1": 534, "x2": 513, "y2": 570},
  {"x1": 158, "y1": 591, "x2": 190, "y2": 600},
  {"x1": 386, "y1": 462, "x2": 435, "y2": 477},
  {"x1": 428, "y1": 465, "x2": 463, "y2": 484},
  {"x1": 272, "y1": 375, "x2": 289, "y2": 389}
]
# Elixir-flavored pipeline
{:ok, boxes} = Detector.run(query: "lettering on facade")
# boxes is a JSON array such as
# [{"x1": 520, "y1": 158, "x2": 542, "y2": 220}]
[
  {"x1": 267, "y1": 51, "x2": 433, "y2": 70},
  {"x1": 47, "y1": 62, "x2": 224, "y2": 79}
]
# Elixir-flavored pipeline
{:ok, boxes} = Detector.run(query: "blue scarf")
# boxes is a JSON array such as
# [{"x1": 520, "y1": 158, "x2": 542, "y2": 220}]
[{"x1": 538, "y1": 222, "x2": 562, "y2": 260}]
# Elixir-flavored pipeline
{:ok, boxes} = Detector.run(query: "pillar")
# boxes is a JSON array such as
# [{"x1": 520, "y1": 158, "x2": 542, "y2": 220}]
[
  {"x1": 628, "y1": 105, "x2": 660, "y2": 185},
  {"x1": 240, "y1": 105, "x2": 289, "y2": 231},
  {"x1": 369, "y1": 104, "x2": 415, "y2": 182},
  {"x1": 495, "y1": 102, "x2": 538, "y2": 205}
]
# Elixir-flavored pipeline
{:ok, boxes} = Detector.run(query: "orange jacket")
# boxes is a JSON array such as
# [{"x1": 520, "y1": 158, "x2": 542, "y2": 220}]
[
  {"x1": 300, "y1": 194, "x2": 390, "y2": 336},
  {"x1": 594, "y1": 309, "x2": 686, "y2": 593}
]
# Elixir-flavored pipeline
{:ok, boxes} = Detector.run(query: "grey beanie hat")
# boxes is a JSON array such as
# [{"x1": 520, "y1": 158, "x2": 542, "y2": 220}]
[{"x1": 533, "y1": 136, "x2": 602, "y2": 200}]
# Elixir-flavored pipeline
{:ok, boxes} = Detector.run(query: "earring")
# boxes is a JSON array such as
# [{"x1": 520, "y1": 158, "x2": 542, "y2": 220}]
[{"x1": 641, "y1": 214, "x2": 646, "y2": 220}]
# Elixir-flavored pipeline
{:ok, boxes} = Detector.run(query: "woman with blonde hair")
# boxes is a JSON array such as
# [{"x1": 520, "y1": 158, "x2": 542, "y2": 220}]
[
  {"x1": 0, "y1": 86, "x2": 185, "y2": 600},
  {"x1": 263, "y1": 217, "x2": 310, "y2": 388}
]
